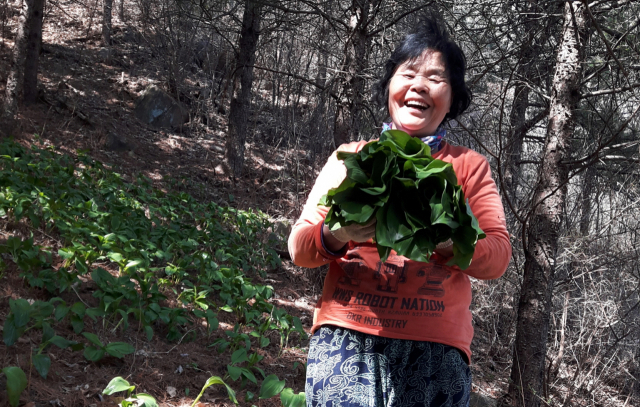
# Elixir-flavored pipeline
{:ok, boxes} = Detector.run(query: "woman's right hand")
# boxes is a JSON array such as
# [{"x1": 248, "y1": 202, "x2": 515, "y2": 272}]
[{"x1": 322, "y1": 218, "x2": 376, "y2": 251}]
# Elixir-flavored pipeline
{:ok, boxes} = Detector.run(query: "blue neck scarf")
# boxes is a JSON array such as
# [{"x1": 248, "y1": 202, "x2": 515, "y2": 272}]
[{"x1": 381, "y1": 123, "x2": 446, "y2": 154}]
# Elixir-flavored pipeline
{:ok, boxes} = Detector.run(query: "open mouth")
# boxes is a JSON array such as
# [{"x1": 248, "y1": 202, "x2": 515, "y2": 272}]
[{"x1": 404, "y1": 100, "x2": 429, "y2": 111}]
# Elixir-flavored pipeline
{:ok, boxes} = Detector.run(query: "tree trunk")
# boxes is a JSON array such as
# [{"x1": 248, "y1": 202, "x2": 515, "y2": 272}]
[
  {"x1": 333, "y1": 0, "x2": 376, "y2": 147},
  {"x1": 2, "y1": 0, "x2": 35, "y2": 134},
  {"x1": 311, "y1": 49, "x2": 329, "y2": 155},
  {"x1": 309, "y1": 4, "x2": 331, "y2": 157},
  {"x1": 102, "y1": 0, "x2": 112, "y2": 46},
  {"x1": 23, "y1": 0, "x2": 44, "y2": 105},
  {"x1": 547, "y1": 290, "x2": 569, "y2": 380},
  {"x1": 632, "y1": 345, "x2": 640, "y2": 403},
  {"x1": 502, "y1": 0, "x2": 559, "y2": 202},
  {"x1": 118, "y1": 0, "x2": 125, "y2": 22},
  {"x1": 505, "y1": 3, "x2": 588, "y2": 406},
  {"x1": 579, "y1": 165, "x2": 596, "y2": 235},
  {"x1": 503, "y1": 81, "x2": 530, "y2": 199},
  {"x1": 225, "y1": 0, "x2": 262, "y2": 176}
]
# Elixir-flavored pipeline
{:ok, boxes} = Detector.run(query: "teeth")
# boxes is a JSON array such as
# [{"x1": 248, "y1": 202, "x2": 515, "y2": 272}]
[{"x1": 405, "y1": 101, "x2": 428, "y2": 109}]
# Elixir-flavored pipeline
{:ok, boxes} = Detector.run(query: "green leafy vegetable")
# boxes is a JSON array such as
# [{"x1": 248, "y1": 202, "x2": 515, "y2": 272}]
[
  {"x1": 103, "y1": 376, "x2": 135, "y2": 395},
  {"x1": 320, "y1": 129, "x2": 485, "y2": 269},
  {"x1": 102, "y1": 376, "x2": 158, "y2": 407},
  {"x1": 2, "y1": 366, "x2": 27, "y2": 407},
  {"x1": 0, "y1": 139, "x2": 307, "y2": 403},
  {"x1": 259, "y1": 374, "x2": 286, "y2": 399},
  {"x1": 280, "y1": 387, "x2": 306, "y2": 407},
  {"x1": 190, "y1": 376, "x2": 238, "y2": 406},
  {"x1": 32, "y1": 353, "x2": 51, "y2": 379}
]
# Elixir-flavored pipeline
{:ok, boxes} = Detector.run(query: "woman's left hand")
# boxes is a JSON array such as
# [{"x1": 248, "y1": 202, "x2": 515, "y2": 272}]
[{"x1": 434, "y1": 239, "x2": 453, "y2": 257}]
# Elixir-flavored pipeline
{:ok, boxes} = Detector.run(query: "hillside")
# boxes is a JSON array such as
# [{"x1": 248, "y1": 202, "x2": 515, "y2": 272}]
[
  {"x1": 1, "y1": 1, "x2": 638, "y2": 407},
  {"x1": 0, "y1": 2, "x2": 319, "y2": 406}
]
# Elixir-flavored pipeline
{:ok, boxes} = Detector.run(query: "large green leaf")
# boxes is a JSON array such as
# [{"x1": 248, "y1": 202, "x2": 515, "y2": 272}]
[
  {"x1": 32, "y1": 353, "x2": 51, "y2": 379},
  {"x1": 191, "y1": 376, "x2": 238, "y2": 406},
  {"x1": 84, "y1": 346, "x2": 105, "y2": 361},
  {"x1": 227, "y1": 365, "x2": 242, "y2": 381},
  {"x1": 41, "y1": 322, "x2": 55, "y2": 343},
  {"x1": 136, "y1": 393, "x2": 158, "y2": 407},
  {"x1": 9, "y1": 298, "x2": 31, "y2": 328},
  {"x1": 144, "y1": 325, "x2": 154, "y2": 341},
  {"x1": 280, "y1": 388, "x2": 306, "y2": 407},
  {"x1": 340, "y1": 201, "x2": 376, "y2": 224},
  {"x1": 230, "y1": 348, "x2": 248, "y2": 364},
  {"x1": 70, "y1": 314, "x2": 84, "y2": 334},
  {"x1": 466, "y1": 199, "x2": 486, "y2": 240},
  {"x1": 105, "y1": 342, "x2": 135, "y2": 358},
  {"x1": 2, "y1": 366, "x2": 27, "y2": 407},
  {"x1": 259, "y1": 374, "x2": 286, "y2": 399},
  {"x1": 49, "y1": 335, "x2": 76, "y2": 349},
  {"x1": 241, "y1": 368, "x2": 257, "y2": 384},
  {"x1": 3, "y1": 315, "x2": 21, "y2": 346},
  {"x1": 54, "y1": 303, "x2": 70, "y2": 321},
  {"x1": 322, "y1": 130, "x2": 484, "y2": 269},
  {"x1": 382, "y1": 198, "x2": 412, "y2": 244},
  {"x1": 341, "y1": 154, "x2": 369, "y2": 185},
  {"x1": 82, "y1": 332, "x2": 104, "y2": 348},
  {"x1": 70, "y1": 301, "x2": 86, "y2": 318},
  {"x1": 103, "y1": 376, "x2": 135, "y2": 395},
  {"x1": 374, "y1": 204, "x2": 394, "y2": 248}
]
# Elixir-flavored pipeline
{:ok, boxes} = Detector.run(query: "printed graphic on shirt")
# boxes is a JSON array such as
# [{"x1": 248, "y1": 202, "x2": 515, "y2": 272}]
[
  {"x1": 332, "y1": 255, "x2": 450, "y2": 324},
  {"x1": 374, "y1": 254, "x2": 407, "y2": 292},
  {"x1": 416, "y1": 264, "x2": 450, "y2": 298},
  {"x1": 337, "y1": 252, "x2": 367, "y2": 286}
]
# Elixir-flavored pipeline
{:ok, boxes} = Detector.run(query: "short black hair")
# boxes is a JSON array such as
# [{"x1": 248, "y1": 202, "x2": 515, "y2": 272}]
[{"x1": 374, "y1": 17, "x2": 472, "y2": 124}]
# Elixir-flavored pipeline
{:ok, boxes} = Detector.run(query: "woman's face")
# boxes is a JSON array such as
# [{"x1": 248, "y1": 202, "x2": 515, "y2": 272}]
[{"x1": 387, "y1": 50, "x2": 452, "y2": 137}]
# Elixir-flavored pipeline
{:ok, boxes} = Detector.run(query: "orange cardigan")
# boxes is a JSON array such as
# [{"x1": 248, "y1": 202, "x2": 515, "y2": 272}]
[{"x1": 288, "y1": 140, "x2": 511, "y2": 361}]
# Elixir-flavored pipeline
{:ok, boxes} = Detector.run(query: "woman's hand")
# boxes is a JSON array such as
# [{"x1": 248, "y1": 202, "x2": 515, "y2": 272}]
[
  {"x1": 434, "y1": 239, "x2": 453, "y2": 258},
  {"x1": 322, "y1": 218, "x2": 376, "y2": 252}
]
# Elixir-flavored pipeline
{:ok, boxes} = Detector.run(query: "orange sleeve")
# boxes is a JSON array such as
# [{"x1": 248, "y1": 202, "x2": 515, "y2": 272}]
[
  {"x1": 446, "y1": 147, "x2": 512, "y2": 280},
  {"x1": 288, "y1": 141, "x2": 366, "y2": 267}
]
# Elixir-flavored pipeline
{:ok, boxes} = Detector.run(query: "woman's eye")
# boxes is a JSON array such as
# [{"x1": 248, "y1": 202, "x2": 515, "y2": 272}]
[{"x1": 402, "y1": 73, "x2": 414, "y2": 79}]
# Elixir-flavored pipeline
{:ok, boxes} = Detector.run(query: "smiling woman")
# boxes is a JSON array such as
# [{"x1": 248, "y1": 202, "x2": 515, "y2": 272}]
[
  {"x1": 289, "y1": 15, "x2": 511, "y2": 407},
  {"x1": 387, "y1": 51, "x2": 453, "y2": 137},
  {"x1": 375, "y1": 20, "x2": 472, "y2": 130}
]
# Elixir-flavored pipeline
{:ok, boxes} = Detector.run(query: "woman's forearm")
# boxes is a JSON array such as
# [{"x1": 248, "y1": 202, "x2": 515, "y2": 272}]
[{"x1": 322, "y1": 224, "x2": 347, "y2": 252}]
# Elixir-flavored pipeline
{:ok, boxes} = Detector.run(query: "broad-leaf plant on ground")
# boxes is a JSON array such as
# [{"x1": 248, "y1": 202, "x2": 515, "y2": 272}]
[
  {"x1": 320, "y1": 130, "x2": 485, "y2": 269},
  {"x1": 0, "y1": 140, "x2": 306, "y2": 404}
]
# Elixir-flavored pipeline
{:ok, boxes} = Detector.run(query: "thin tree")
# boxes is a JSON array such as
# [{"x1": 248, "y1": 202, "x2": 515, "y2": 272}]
[
  {"x1": 2, "y1": 0, "x2": 44, "y2": 135},
  {"x1": 23, "y1": 0, "x2": 45, "y2": 104},
  {"x1": 225, "y1": 0, "x2": 262, "y2": 176},
  {"x1": 501, "y1": 0, "x2": 557, "y2": 202},
  {"x1": 103, "y1": 0, "x2": 112, "y2": 46},
  {"x1": 333, "y1": 0, "x2": 380, "y2": 146},
  {"x1": 505, "y1": 2, "x2": 589, "y2": 405}
]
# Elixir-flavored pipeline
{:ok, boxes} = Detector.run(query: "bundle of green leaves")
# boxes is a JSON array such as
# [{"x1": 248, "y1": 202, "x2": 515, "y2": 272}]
[{"x1": 319, "y1": 130, "x2": 485, "y2": 270}]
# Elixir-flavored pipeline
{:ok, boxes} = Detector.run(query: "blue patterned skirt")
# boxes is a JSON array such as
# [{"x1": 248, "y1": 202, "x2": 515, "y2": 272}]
[{"x1": 306, "y1": 325, "x2": 471, "y2": 407}]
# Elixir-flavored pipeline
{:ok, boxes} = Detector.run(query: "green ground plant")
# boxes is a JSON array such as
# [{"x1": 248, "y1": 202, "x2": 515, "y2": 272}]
[
  {"x1": 0, "y1": 140, "x2": 306, "y2": 404},
  {"x1": 102, "y1": 376, "x2": 158, "y2": 407},
  {"x1": 2, "y1": 366, "x2": 27, "y2": 407}
]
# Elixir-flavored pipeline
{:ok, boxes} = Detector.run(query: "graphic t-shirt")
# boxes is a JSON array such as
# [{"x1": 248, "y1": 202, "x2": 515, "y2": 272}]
[{"x1": 288, "y1": 140, "x2": 511, "y2": 361}]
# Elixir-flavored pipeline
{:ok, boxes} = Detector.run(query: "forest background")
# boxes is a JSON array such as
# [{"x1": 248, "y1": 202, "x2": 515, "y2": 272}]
[{"x1": 0, "y1": 0, "x2": 639, "y2": 406}]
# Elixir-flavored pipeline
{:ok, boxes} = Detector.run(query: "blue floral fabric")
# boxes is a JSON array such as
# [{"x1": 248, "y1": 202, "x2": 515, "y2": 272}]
[
  {"x1": 306, "y1": 326, "x2": 470, "y2": 407},
  {"x1": 420, "y1": 127, "x2": 447, "y2": 154}
]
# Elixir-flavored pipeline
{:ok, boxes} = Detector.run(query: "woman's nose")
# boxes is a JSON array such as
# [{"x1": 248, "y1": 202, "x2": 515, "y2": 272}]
[{"x1": 409, "y1": 77, "x2": 428, "y2": 93}]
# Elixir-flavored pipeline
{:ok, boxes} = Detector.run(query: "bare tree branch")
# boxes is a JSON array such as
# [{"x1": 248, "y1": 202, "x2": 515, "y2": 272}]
[{"x1": 581, "y1": 82, "x2": 640, "y2": 97}]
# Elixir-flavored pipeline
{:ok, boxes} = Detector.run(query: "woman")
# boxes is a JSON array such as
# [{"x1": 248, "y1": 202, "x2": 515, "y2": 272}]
[{"x1": 288, "y1": 17, "x2": 511, "y2": 407}]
